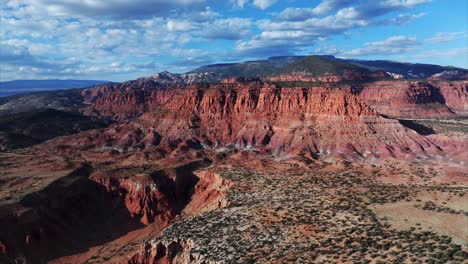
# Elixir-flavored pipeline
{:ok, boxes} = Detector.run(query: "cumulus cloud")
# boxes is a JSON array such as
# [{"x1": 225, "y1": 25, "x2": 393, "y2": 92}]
[
  {"x1": 0, "y1": 0, "x2": 253, "y2": 80},
  {"x1": 339, "y1": 36, "x2": 421, "y2": 57},
  {"x1": 167, "y1": 20, "x2": 196, "y2": 32},
  {"x1": 381, "y1": 12, "x2": 425, "y2": 25},
  {"x1": 277, "y1": 0, "x2": 358, "y2": 20},
  {"x1": 238, "y1": 0, "x2": 430, "y2": 55},
  {"x1": 413, "y1": 47, "x2": 468, "y2": 59},
  {"x1": 276, "y1": 6, "x2": 350, "y2": 22},
  {"x1": 201, "y1": 18, "x2": 252, "y2": 40},
  {"x1": 236, "y1": 32, "x2": 311, "y2": 56},
  {"x1": 425, "y1": 32, "x2": 467, "y2": 43},
  {"x1": 252, "y1": 0, "x2": 277, "y2": 10},
  {"x1": 0, "y1": 40, "x2": 85, "y2": 80},
  {"x1": 237, "y1": 8, "x2": 369, "y2": 55},
  {"x1": 357, "y1": 0, "x2": 431, "y2": 19},
  {"x1": 312, "y1": 0, "x2": 358, "y2": 15},
  {"x1": 1, "y1": 43, "x2": 49, "y2": 68},
  {"x1": 231, "y1": 0, "x2": 276, "y2": 9},
  {"x1": 0, "y1": 0, "x2": 439, "y2": 80},
  {"x1": 277, "y1": 0, "x2": 428, "y2": 21},
  {"x1": 21, "y1": 0, "x2": 207, "y2": 19},
  {"x1": 166, "y1": 17, "x2": 251, "y2": 39},
  {"x1": 277, "y1": 8, "x2": 316, "y2": 21},
  {"x1": 231, "y1": 0, "x2": 249, "y2": 8}
]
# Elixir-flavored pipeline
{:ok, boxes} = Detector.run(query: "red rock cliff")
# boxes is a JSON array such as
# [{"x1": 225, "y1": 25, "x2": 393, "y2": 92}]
[
  {"x1": 69, "y1": 84, "x2": 441, "y2": 159},
  {"x1": 357, "y1": 80, "x2": 465, "y2": 118},
  {"x1": 429, "y1": 80, "x2": 468, "y2": 114}
]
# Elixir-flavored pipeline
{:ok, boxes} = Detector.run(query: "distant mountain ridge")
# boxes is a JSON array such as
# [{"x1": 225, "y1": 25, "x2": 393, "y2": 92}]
[
  {"x1": 0, "y1": 79, "x2": 110, "y2": 97},
  {"x1": 2, "y1": 56, "x2": 467, "y2": 103},
  {"x1": 188, "y1": 56, "x2": 302, "y2": 79},
  {"x1": 341, "y1": 59, "x2": 468, "y2": 79},
  {"x1": 279, "y1": 56, "x2": 370, "y2": 76},
  {"x1": 186, "y1": 55, "x2": 468, "y2": 81}
]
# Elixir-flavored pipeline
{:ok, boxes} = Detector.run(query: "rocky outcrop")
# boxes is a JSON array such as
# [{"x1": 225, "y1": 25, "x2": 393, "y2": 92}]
[
  {"x1": 151, "y1": 71, "x2": 217, "y2": 85},
  {"x1": 81, "y1": 83, "x2": 122, "y2": 102},
  {"x1": 0, "y1": 160, "x2": 228, "y2": 263},
  {"x1": 220, "y1": 77, "x2": 262, "y2": 84},
  {"x1": 126, "y1": 171, "x2": 231, "y2": 264},
  {"x1": 357, "y1": 81, "x2": 462, "y2": 118},
  {"x1": 429, "y1": 70, "x2": 468, "y2": 81},
  {"x1": 265, "y1": 71, "x2": 388, "y2": 83},
  {"x1": 429, "y1": 80, "x2": 468, "y2": 114},
  {"x1": 128, "y1": 239, "x2": 199, "y2": 264},
  {"x1": 91, "y1": 90, "x2": 157, "y2": 119},
  {"x1": 266, "y1": 74, "x2": 343, "y2": 83},
  {"x1": 82, "y1": 72, "x2": 218, "y2": 103},
  {"x1": 90, "y1": 172, "x2": 179, "y2": 226},
  {"x1": 92, "y1": 83, "x2": 377, "y2": 119},
  {"x1": 52, "y1": 83, "x2": 443, "y2": 160},
  {"x1": 0, "y1": 164, "x2": 120, "y2": 262}
]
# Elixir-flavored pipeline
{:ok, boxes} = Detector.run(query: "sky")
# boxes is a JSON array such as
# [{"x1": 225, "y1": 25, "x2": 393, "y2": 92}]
[{"x1": 1, "y1": 0, "x2": 467, "y2": 82}]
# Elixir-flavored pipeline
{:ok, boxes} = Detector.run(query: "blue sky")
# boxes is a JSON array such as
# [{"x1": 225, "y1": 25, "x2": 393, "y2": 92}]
[{"x1": 1, "y1": 0, "x2": 466, "y2": 81}]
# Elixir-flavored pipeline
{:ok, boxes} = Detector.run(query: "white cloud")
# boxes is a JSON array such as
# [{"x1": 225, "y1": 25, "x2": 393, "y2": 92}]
[
  {"x1": 382, "y1": 12, "x2": 425, "y2": 25},
  {"x1": 426, "y1": 32, "x2": 467, "y2": 43},
  {"x1": 339, "y1": 36, "x2": 421, "y2": 57},
  {"x1": 312, "y1": 0, "x2": 357, "y2": 15},
  {"x1": 166, "y1": 17, "x2": 251, "y2": 39},
  {"x1": 3, "y1": 39, "x2": 53, "y2": 55},
  {"x1": 277, "y1": 0, "x2": 358, "y2": 20},
  {"x1": 277, "y1": 8, "x2": 316, "y2": 21},
  {"x1": 413, "y1": 47, "x2": 468, "y2": 59},
  {"x1": 0, "y1": 0, "x2": 442, "y2": 80},
  {"x1": 167, "y1": 20, "x2": 195, "y2": 32},
  {"x1": 237, "y1": 8, "x2": 369, "y2": 54},
  {"x1": 21, "y1": 0, "x2": 207, "y2": 19},
  {"x1": 238, "y1": 0, "x2": 430, "y2": 55},
  {"x1": 0, "y1": 0, "x2": 255, "y2": 80},
  {"x1": 252, "y1": 0, "x2": 277, "y2": 10},
  {"x1": 202, "y1": 18, "x2": 252, "y2": 40},
  {"x1": 230, "y1": 0, "x2": 276, "y2": 10},
  {"x1": 231, "y1": 0, "x2": 249, "y2": 8}
]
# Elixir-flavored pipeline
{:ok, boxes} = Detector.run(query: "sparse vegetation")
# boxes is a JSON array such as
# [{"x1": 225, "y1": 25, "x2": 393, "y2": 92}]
[{"x1": 149, "y1": 161, "x2": 467, "y2": 263}]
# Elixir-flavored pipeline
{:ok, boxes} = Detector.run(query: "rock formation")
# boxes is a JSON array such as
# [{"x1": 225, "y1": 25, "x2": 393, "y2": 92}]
[
  {"x1": 53, "y1": 82, "x2": 443, "y2": 161},
  {"x1": 0, "y1": 65, "x2": 467, "y2": 263},
  {"x1": 357, "y1": 80, "x2": 467, "y2": 118}
]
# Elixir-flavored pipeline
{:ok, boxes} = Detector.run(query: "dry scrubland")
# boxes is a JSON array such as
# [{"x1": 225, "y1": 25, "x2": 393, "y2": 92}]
[{"x1": 135, "y1": 156, "x2": 467, "y2": 264}]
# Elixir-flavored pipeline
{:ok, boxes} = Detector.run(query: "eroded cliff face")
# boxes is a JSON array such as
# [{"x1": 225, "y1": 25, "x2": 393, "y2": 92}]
[
  {"x1": 92, "y1": 83, "x2": 376, "y2": 120},
  {"x1": 50, "y1": 84, "x2": 442, "y2": 160},
  {"x1": 127, "y1": 238, "x2": 204, "y2": 264},
  {"x1": 357, "y1": 80, "x2": 467, "y2": 118},
  {"x1": 430, "y1": 80, "x2": 468, "y2": 114},
  {"x1": 0, "y1": 159, "x2": 231, "y2": 263},
  {"x1": 127, "y1": 171, "x2": 231, "y2": 264},
  {"x1": 90, "y1": 172, "x2": 179, "y2": 226},
  {"x1": 81, "y1": 72, "x2": 218, "y2": 103},
  {"x1": 82, "y1": 75, "x2": 467, "y2": 121},
  {"x1": 1, "y1": 76, "x2": 466, "y2": 263},
  {"x1": 265, "y1": 71, "x2": 388, "y2": 83}
]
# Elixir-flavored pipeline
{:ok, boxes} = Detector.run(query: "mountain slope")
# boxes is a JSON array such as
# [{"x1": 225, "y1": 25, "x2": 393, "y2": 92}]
[
  {"x1": 0, "y1": 108, "x2": 110, "y2": 150},
  {"x1": 343, "y1": 59, "x2": 468, "y2": 79},
  {"x1": 279, "y1": 56, "x2": 370, "y2": 76},
  {"x1": 0, "y1": 89, "x2": 86, "y2": 114},
  {"x1": 188, "y1": 56, "x2": 303, "y2": 79},
  {"x1": 187, "y1": 55, "x2": 467, "y2": 81}
]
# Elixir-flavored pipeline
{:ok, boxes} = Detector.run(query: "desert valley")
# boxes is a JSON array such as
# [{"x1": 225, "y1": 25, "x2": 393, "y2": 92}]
[
  {"x1": 0, "y1": 55, "x2": 467, "y2": 263},
  {"x1": 1, "y1": 0, "x2": 467, "y2": 263}
]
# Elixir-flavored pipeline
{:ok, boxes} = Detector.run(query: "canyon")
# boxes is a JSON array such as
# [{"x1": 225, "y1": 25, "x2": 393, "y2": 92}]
[{"x1": 0, "y1": 56, "x2": 467, "y2": 263}]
